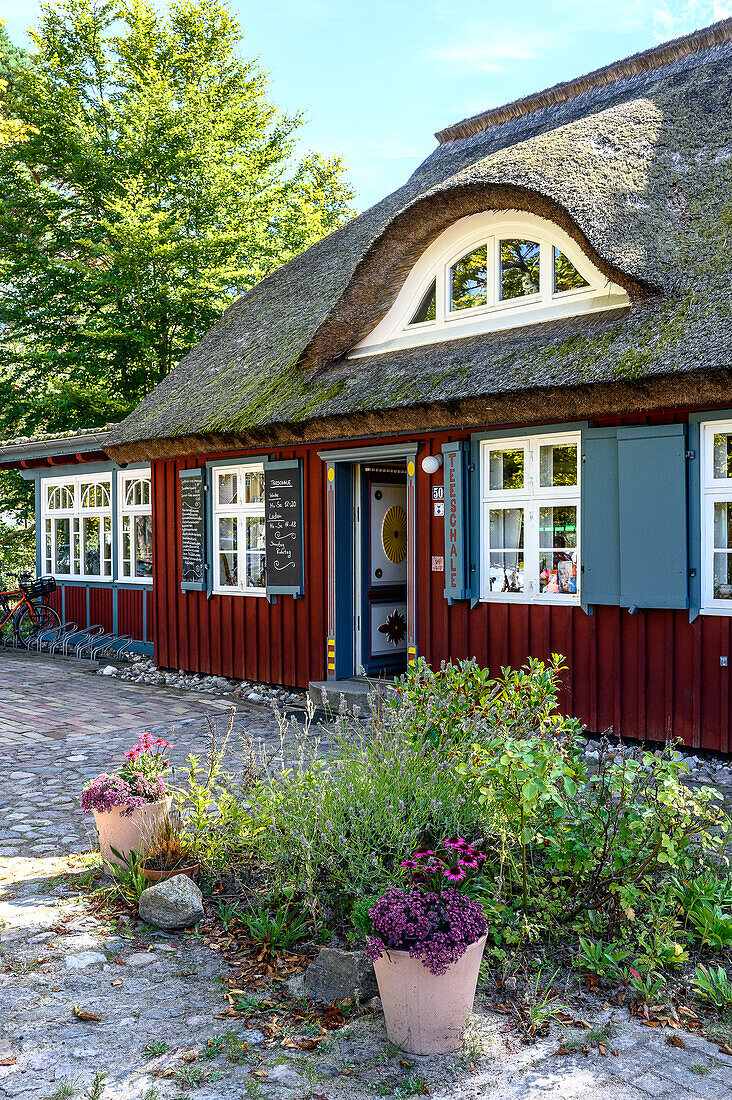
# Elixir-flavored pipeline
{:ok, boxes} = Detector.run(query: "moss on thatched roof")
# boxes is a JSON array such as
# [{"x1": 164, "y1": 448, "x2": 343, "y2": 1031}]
[{"x1": 110, "y1": 20, "x2": 732, "y2": 459}]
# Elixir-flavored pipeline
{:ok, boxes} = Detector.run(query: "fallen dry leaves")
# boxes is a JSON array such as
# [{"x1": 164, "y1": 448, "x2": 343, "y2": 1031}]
[{"x1": 73, "y1": 1006, "x2": 102, "y2": 1022}]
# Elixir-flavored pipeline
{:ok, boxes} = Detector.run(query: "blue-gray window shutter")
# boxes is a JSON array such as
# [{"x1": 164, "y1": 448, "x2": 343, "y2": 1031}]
[
  {"x1": 441, "y1": 441, "x2": 471, "y2": 600},
  {"x1": 581, "y1": 427, "x2": 620, "y2": 609},
  {"x1": 617, "y1": 423, "x2": 688, "y2": 610}
]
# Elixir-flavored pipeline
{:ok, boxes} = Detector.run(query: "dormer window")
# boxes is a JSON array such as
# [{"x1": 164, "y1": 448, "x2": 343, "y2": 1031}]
[
  {"x1": 352, "y1": 211, "x2": 629, "y2": 358},
  {"x1": 450, "y1": 246, "x2": 488, "y2": 311},
  {"x1": 409, "y1": 280, "x2": 436, "y2": 324}
]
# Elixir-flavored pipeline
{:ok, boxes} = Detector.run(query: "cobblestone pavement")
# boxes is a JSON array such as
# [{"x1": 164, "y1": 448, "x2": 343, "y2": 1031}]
[
  {"x1": 0, "y1": 650, "x2": 236, "y2": 746},
  {"x1": 0, "y1": 651, "x2": 730, "y2": 1099},
  {"x1": 0, "y1": 651, "x2": 286, "y2": 859}
]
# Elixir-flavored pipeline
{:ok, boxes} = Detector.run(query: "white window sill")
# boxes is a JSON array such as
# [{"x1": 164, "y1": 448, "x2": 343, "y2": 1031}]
[
  {"x1": 212, "y1": 587, "x2": 267, "y2": 598},
  {"x1": 480, "y1": 594, "x2": 580, "y2": 606},
  {"x1": 50, "y1": 575, "x2": 113, "y2": 584},
  {"x1": 116, "y1": 577, "x2": 153, "y2": 586},
  {"x1": 699, "y1": 605, "x2": 732, "y2": 616}
]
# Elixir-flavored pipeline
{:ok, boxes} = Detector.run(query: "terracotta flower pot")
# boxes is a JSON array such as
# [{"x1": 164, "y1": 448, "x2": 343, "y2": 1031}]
[
  {"x1": 93, "y1": 797, "x2": 171, "y2": 867},
  {"x1": 372, "y1": 934, "x2": 487, "y2": 1055},
  {"x1": 142, "y1": 863, "x2": 200, "y2": 884}
]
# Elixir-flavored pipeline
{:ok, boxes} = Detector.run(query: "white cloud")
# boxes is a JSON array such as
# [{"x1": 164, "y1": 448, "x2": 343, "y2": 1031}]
[
  {"x1": 653, "y1": 0, "x2": 732, "y2": 38},
  {"x1": 424, "y1": 33, "x2": 548, "y2": 74}
]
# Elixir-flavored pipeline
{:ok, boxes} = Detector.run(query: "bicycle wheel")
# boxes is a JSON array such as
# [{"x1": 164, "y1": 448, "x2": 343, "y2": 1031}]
[{"x1": 14, "y1": 603, "x2": 61, "y2": 649}]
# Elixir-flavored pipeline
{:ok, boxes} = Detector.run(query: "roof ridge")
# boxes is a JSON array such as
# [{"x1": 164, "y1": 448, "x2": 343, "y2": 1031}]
[{"x1": 435, "y1": 17, "x2": 732, "y2": 144}]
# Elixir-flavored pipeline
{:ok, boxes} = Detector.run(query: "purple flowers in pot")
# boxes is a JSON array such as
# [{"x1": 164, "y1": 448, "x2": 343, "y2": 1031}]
[
  {"x1": 364, "y1": 836, "x2": 488, "y2": 975},
  {"x1": 81, "y1": 731, "x2": 171, "y2": 815},
  {"x1": 366, "y1": 887, "x2": 487, "y2": 975},
  {"x1": 81, "y1": 773, "x2": 167, "y2": 815}
]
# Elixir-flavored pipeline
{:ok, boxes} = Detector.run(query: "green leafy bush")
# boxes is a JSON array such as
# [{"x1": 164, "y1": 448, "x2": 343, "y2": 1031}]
[
  {"x1": 459, "y1": 725, "x2": 728, "y2": 927},
  {"x1": 177, "y1": 711, "x2": 266, "y2": 875},
  {"x1": 393, "y1": 655, "x2": 582, "y2": 748},
  {"x1": 575, "y1": 937, "x2": 629, "y2": 981}
]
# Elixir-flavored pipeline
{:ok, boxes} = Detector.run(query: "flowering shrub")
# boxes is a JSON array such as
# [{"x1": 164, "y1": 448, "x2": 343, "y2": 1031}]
[
  {"x1": 81, "y1": 731, "x2": 170, "y2": 814},
  {"x1": 401, "y1": 837, "x2": 486, "y2": 893},
  {"x1": 365, "y1": 887, "x2": 488, "y2": 975},
  {"x1": 81, "y1": 773, "x2": 167, "y2": 815}
]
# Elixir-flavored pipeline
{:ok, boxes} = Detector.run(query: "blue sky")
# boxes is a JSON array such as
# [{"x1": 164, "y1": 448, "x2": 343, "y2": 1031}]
[{"x1": 4, "y1": 0, "x2": 732, "y2": 209}]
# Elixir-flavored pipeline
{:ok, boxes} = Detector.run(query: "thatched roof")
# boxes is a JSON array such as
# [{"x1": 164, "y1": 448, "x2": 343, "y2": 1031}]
[{"x1": 109, "y1": 19, "x2": 732, "y2": 461}]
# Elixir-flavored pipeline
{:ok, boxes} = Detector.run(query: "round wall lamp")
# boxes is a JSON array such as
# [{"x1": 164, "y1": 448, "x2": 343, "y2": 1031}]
[{"x1": 421, "y1": 454, "x2": 443, "y2": 475}]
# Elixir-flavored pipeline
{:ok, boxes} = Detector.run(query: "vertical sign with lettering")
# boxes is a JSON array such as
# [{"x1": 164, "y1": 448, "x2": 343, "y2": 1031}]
[
  {"x1": 179, "y1": 468, "x2": 207, "y2": 591},
  {"x1": 440, "y1": 441, "x2": 471, "y2": 601},
  {"x1": 263, "y1": 459, "x2": 304, "y2": 598}
]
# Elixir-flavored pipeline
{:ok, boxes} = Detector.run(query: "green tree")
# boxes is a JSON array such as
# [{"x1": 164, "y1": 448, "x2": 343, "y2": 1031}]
[
  {"x1": 0, "y1": 0, "x2": 354, "y2": 440},
  {"x1": 0, "y1": 22, "x2": 31, "y2": 147}
]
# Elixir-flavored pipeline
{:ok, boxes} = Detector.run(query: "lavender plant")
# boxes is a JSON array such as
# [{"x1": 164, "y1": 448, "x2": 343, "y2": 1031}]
[{"x1": 252, "y1": 694, "x2": 487, "y2": 909}]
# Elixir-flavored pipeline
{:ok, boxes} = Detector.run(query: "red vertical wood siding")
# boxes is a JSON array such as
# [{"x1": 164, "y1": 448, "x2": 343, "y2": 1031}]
[
  {"x1": 118, "y1": 588, "x2": 146, "y2": 641},
  {"x1": 89, "y1": 586, "x2": 113, "y2": 631},
  {"x1": 150, "y1": 417, "x2": 732, "y2": 753},
  {"x1": 63, "y1": 585, "x2": 88, "y2": 629}
]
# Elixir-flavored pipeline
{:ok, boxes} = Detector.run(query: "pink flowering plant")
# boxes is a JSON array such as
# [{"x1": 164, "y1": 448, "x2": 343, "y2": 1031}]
[
  {"x1": 400, "y1": 837, "x2": 486, "y2": 894},
  {"x1": 365, "y1": 886, "x2": 488, "y2": 975},
  {"x1": 81, "y1": 732, "x2": 171, "y2": 815}
]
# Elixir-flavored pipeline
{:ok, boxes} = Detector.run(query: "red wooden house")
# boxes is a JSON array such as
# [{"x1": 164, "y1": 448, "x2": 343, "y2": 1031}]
[{"x1": 3, "y1": 20, "x2": 732, "y2": 750}]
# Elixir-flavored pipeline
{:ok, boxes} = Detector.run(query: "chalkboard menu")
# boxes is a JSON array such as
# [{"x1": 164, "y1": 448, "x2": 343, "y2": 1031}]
[
  {"x1": 264, "y1": 460, "x2": 304, "y2": 596},
  {"x1": 179, "y1": 469, "x2": 206, "y2": 591}
]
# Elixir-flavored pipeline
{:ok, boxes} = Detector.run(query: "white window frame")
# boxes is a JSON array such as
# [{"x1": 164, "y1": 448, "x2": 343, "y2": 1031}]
[
  {"x1": 480, "y1": 431, "x2": 581, "y2": 605},
  {"x1": 350, "y1": 211, "x2": 629, "y2": 358},
  {"x1": 41, "y1": 473, "x2": 113, "y2": 582},
  {"x1": 118, "y1": 470, "x2": 153, "y2": 584},
  {"x1": 700, "y1": 419, "x2": 732, "y2": 615},
  {"x1": 212, "y1": 463, "x2": 267, "y2": 597}
]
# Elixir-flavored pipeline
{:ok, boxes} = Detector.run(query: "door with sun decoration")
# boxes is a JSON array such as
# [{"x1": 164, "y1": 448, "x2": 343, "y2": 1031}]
[{"x1": 361, "y1": 468, "x2": 408, "y2": 676}]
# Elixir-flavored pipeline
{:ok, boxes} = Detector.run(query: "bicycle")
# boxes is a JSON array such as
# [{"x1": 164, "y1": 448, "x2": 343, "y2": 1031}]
[{"x1": 0, "y1": 573, "x2": 61, "y2": 649}]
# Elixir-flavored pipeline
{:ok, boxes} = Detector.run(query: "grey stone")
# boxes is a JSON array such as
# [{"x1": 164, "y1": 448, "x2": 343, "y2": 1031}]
[
  {"x1": 236, "y1": 1028, "x2": 265, "y2": 1045},
  {"x1": 64, "y1": 951, "x2": 107, "y2": 970},
  {"x1": 304, "y1": 947, "x2": 377, "y2": 1004},
  {"x1": 138, "y1": 875, "x2": 204, "y2": 929},
  {"x1": 264, "y1": 1063, "x2": 305, "y2": 1088},
  {"x1": 125, "y1": 951, "x2": 157, "y2": 966},
  {"x1": 101, "y1": 665, "x2": 118, "y2": 676}
]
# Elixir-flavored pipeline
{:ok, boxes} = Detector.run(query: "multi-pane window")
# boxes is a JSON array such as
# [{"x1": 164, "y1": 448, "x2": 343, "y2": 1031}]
[
  {"x1": 481, "y1": 433, "x2": 580, "y2": 602},
  {"x1": 119, "y1": 473, "x2": 153, "y2": 580},
  {"x1": 701, "y1": 421, "x2": 732, "y2": 612},
  {"x1": 42, "y1": 475, "x2": 112, "y2": 580},
  {"x1": 212, "y1": 464, "x2": 266, "y2": 595}
]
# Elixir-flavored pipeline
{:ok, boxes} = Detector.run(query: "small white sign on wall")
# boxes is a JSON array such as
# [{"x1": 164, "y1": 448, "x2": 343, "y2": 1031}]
[{"x1": 433, "y1": 502, "x2": 444, "y2": 517}]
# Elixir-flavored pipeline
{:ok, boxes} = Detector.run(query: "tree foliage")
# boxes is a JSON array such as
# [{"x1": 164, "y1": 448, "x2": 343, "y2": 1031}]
[{"x1": 0, "y1": 0, "x2": 354, "y2": 441}]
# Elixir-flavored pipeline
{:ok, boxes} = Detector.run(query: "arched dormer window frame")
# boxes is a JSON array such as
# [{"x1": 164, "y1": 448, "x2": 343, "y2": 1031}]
[{"x1": 349, "y1": 211, "x2": 630, "y2": 359}]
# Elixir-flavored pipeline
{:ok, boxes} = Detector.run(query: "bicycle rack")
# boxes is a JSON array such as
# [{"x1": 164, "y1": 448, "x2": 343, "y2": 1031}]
[
  {"x1": 68, "y1": 625, "x2": 108, "y2": 657},
  {"x1": 79, "y1": 631, "x2": 116, "y2": 658},
  {"x1": 49, "y1": 623, "x2": 78, "y2": 655},
  {"x1": 31, "y1": 624, "x2": 66, "y2": 653},
  {"x1": 90, "y1": 635, "x2": 133, "y2": 661},
  {"x1": 4, "y1": 614, "x2": 140, "y2": 663},
  {"x1": 59, "y1": 624, "x2": 104, "y2": 656}
]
